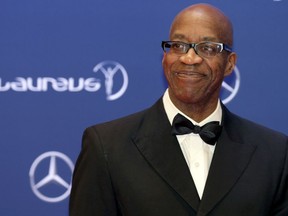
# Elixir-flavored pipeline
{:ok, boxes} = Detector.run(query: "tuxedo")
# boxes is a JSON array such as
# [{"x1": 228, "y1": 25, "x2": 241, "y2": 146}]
[{"x1": 69, "y1": 98, "x2": 288, "y2": 216}]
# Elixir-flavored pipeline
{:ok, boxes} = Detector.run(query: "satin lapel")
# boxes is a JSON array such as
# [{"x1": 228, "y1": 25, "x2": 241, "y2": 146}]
[
  {"x1": 198, "y1": 106, "x2": 257, "y2": 215},
  {"x1": 132, "y1": 100, "x2": 200, "y2": 211}
]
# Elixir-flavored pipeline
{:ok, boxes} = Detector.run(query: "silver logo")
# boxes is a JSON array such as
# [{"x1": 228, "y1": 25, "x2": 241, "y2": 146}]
[
  {"x1": 0, "y1": 61, "x2": 129, "y2": 101},
  {"x1": 29, "y1": 151, "x2": 74, "y2": 203},
  {"x1": 93, "y1": 61, "x2": 129, "y2": 101},
  {"x1": 221, "y1": 66, "x2": 241, "y2": 104}
]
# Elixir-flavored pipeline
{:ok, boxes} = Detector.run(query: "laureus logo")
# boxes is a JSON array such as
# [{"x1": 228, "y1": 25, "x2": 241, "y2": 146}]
[
  {"x1": 93, "y1": 61, "x2": 129, "y2": 101},
  {"x1": 0, "y1": 61, "x2": 129, "y2": 101}
]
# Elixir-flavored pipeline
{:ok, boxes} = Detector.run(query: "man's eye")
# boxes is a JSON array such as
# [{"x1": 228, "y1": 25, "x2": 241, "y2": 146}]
[
  {"x1": 201, "y1": 45, "x2": 215, "y2": 52},
  {"x1": 171, "y1": 43, "x2": 185, "y2": 50}
]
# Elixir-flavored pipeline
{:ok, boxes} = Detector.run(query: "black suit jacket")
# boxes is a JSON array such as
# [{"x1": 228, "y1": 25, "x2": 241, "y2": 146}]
[{"x1": 69, "y1": 99, "x2": 288, "y2": 216}]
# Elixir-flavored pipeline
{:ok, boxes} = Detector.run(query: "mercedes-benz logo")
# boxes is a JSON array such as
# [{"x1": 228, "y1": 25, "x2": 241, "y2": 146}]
[
  {"x1": 220, "y1": 66, "x2": 241, "y2": 104},
  {"x1": 93, "y1": 61, "x2": 129, "y2": 101},
  {"x1": 29, "y1": 151, "x2": 74, "y2": 203}
]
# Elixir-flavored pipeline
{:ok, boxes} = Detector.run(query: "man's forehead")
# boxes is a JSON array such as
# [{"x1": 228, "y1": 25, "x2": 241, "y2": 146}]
[
  {"x1": 170, "y1": 26, "x2": 220, "y2": 41},
  {"x1": 170, "y1": 34, "x2": 220, "y2": 43}
]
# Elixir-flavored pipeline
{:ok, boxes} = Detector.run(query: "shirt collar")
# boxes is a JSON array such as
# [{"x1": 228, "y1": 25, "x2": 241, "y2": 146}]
[{"x1": 163, "y1": 88, "x2": 222, "y2": 126}]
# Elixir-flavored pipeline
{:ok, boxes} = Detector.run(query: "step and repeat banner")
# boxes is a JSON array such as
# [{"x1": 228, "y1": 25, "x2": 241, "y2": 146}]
[{"x1": 1, "y1": 0, "x2": 287, "y2": 215}]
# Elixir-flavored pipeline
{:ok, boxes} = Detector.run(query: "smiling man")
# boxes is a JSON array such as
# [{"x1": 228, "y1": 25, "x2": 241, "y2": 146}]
[
  {"x1": 162, "y1": 4, "x2": 236, "y2": 123},
  {"x1": 70, "y1": 4, "x2": 288, "y2": 216}
]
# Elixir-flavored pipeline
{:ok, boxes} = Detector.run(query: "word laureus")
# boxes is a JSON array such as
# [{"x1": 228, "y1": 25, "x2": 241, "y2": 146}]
[{"x1": 0, "y1": 77, "x2": 101, "y2": 92}]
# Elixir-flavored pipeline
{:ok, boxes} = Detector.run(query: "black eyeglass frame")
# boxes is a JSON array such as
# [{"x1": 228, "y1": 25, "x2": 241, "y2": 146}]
[{"x1": 161, "y1": 41, "x2": 233, "y2": 57}]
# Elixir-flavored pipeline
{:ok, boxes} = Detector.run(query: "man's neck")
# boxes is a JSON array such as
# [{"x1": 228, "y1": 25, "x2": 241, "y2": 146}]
[{"x1": 168, "y1": 91, "x2": 219, "y2": 123}]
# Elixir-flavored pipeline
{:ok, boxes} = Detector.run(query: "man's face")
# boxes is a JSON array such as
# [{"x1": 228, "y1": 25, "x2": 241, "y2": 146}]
[{"x1": 162, "y1": 10, "x2": 235, "y2": 106}]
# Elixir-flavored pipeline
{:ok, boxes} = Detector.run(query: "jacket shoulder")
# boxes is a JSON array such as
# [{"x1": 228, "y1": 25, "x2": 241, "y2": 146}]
[
  {"x1": 223, "y1": 106, "x2": 288, "y2": 144},
  {"x1": 85, "y1": 98, "x2": 164, "y2": 138}
]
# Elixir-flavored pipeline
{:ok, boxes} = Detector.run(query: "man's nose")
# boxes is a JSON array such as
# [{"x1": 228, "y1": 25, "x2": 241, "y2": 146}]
[{"x1": 179, "y1": 48, "x2": 203, "y2": 64}]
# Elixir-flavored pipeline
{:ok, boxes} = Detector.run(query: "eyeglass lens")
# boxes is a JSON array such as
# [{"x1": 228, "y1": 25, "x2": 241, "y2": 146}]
[{"x1": 163, "y1": 41, "x2": 224, "y2": 58}]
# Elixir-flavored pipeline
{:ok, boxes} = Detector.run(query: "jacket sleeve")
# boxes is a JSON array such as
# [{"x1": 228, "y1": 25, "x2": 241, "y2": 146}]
[
  {"x1": 69, "y1": 127, "x2": 120, "y2": 216},
  {"x1": 270, "y1": 137, "x2": 288, "y2": 216}
]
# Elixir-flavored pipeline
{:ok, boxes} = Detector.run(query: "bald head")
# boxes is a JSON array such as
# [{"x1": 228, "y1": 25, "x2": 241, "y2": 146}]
[{"x1": 170, "y1": 3, "x2": 233, "y2": 46}]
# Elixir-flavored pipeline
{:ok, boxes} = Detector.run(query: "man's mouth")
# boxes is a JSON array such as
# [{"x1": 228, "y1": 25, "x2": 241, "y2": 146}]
[{"x1": 175, "y1": 71, "x2": 205, "y2": 78}]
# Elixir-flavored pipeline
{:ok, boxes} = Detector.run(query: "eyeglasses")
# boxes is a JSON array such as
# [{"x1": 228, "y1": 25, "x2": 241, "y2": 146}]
[{"x1": 161, "y1": 41, "x2": 232, "y2": 58}]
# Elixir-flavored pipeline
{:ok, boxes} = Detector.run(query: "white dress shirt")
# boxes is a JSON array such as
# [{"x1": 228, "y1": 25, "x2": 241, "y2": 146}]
[{"x1": 162, "y1": 89, "x2": 222, "y2": 199}]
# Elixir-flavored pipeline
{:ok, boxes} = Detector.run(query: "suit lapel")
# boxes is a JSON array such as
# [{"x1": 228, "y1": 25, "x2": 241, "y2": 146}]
[
  {"x1": 132, "y1": 99, "x2": 200, "y2": 211},
  {"x1": 198, "y1": 106, "x2": 257, "y2": 215}
]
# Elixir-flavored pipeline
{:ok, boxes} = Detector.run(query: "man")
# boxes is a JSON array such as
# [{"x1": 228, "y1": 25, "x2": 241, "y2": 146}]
[{"x1": 69, "y1": 3, "x2": 288, "y2": 216}]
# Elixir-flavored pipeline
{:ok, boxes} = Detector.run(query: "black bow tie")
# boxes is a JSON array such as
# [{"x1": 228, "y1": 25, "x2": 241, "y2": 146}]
[{"x1": 171, "y1": 113, "x2": 222, "y2": 145}]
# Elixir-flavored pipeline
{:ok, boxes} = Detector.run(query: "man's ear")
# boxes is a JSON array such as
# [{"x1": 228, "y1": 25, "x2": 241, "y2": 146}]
[{"x1": 224, "y1": 52, "x2": 237, "y2": 77}]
